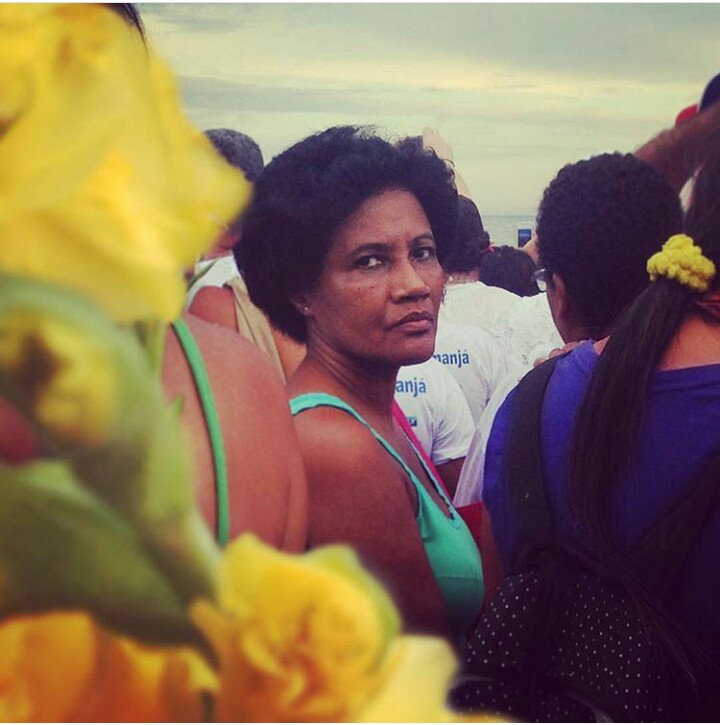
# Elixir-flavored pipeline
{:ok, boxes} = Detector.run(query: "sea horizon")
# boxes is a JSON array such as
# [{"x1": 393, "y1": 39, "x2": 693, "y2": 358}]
[{"x1": 482, "y1": 214, "x2": 536, "y2": 248}]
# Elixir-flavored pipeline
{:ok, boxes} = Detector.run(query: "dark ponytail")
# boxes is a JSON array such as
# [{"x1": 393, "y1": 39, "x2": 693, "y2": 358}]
[
  {"x1": 569, "y1": 281, "x2": 691, "y2": 551},
  {"x1": 568, "y1": 150, "x2": 720, "y2": 556}
]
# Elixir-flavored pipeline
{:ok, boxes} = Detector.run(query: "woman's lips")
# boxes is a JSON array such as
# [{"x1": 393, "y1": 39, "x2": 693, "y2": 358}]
[{"x1": 390, "y1": 311, "x2": 434, "y2": 333}]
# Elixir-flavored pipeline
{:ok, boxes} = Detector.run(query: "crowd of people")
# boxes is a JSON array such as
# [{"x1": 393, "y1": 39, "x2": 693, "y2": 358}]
[{"x1": 3, "y1": 3, "x2": 720, "y2": 721}]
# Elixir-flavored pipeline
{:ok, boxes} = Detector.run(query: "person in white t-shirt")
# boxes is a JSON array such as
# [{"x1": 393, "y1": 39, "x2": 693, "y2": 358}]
[
  {"x1": 439, "y1": 196, "x2": 519, "y2": 328},
  {"x1": 395, "y1": 357, "x2": 474, "y2": 497},
  {"x1": 486, "y1": 291, "x2": 563, "y2": 371},
  {"x1": 433, "y1": 321, "x2": 509, "y2": 424}
]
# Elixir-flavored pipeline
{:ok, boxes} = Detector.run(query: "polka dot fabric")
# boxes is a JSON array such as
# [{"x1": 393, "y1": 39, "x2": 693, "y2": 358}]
[{"x1": 449, "y1": 569, "x2": 705, "y2": 722}]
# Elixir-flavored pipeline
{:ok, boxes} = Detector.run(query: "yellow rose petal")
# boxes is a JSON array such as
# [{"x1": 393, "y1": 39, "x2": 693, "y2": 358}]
[
  {"x1": 0, "y1": 5, "x2": 249, "y2": 322},
  {"x1": 192, "y1": 535, "x2": 398, "y2": 722}
]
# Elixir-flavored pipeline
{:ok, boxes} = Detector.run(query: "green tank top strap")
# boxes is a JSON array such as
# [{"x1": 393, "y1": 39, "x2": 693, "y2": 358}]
[
  {"x1": 289, "y1": 393, "x2": 456, "y2": 520},
  {"x1": 171, "y1": 319, "x2": 230, "y2": 546}
]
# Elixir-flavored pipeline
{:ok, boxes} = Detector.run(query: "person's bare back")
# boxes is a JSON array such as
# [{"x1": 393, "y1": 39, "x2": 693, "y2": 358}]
[{"x1": 163, "y1": 313, "x2": 307, "y2": 550}]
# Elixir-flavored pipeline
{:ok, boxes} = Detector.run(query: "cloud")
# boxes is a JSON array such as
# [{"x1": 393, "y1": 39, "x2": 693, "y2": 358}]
[{"x1": 140, "y1": 3, "x2": 720, "y2": 213}]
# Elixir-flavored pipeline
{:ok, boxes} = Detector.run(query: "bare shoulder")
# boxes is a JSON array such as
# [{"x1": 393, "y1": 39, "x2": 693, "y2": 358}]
[
  {"x1": 292, "y1": 405, "x2": 381, "y2": 471},
  {"x1": 177, "y1": 313, "x2": 307, "y2": 550},
  {"x1": 291, "y1": 404, "x2": 411, "y2": 514},
  {"x1": 182, "y1": 313, "x2": 279, "y2": 389},
  {"x1": 188, "y1": 286, "x2": 236, "y2": 329}
]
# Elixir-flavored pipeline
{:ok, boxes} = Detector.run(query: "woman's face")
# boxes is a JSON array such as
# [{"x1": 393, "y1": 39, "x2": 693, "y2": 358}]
[{"x1": 301, "y1": 188, "x2": 445, "y2": 369}]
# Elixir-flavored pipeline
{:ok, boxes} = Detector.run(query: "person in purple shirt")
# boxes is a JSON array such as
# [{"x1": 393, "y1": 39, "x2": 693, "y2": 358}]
[{"x1": 484, "y1": 150, "x2": 720, "y2": 657}]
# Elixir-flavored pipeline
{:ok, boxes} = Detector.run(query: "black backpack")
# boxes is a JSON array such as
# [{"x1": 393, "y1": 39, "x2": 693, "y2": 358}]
[{"x1": 450, "y1": 357, "x2": 720, "y2": 722}]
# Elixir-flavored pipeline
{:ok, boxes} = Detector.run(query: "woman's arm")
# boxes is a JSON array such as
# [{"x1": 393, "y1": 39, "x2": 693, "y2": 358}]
[
  {"x1": 292, "y1": 406, "x2": 453, "y2": 638},
  {"x1": 635, "y1": 101, "x2": 720, "y2": 192}
]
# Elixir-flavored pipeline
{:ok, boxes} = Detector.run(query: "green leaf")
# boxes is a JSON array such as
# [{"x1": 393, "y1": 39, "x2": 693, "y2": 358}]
[
  {"x1": 0, "y1": 274, "x2": 219, "y2": 609},
  {"x1": 0, "y1": 460, "x2": 201, "y2": 645}
]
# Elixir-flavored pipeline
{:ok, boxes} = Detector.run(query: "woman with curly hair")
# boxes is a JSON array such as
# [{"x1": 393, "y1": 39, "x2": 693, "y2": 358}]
[{"x1": 237, "y1": 126, "x2": 484, "y2": 642}]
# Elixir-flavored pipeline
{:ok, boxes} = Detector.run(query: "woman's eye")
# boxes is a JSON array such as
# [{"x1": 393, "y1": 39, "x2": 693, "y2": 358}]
[
  {"x1": 413, "y1": 246, "x2": 437, "y2": 262},
  {"x1": 355, "y1": 255, "x2": 383, "y2": 269}
]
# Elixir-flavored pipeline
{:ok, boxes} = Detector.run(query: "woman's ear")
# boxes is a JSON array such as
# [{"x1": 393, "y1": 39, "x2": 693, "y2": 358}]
[
  {"x1": 547, "y1": 273, "x2": 584, "y2": 344},
  {"x1": 289, "y1": 292, "x2": 313, "y2": 318}
]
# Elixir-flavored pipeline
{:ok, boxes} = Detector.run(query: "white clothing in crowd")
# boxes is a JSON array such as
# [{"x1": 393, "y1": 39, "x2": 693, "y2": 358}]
[
  {"x1": 433, "y1": 321, "x2": 509, "y2": 424},
  {"x1": 453, "y1": 368, "x2": 524, "y2": 506},
  {"x1": 454, "y1": 294, "x2": 564, "y2": 507},
  {"x1": 186, "y1": 254, "x2": 239, "y2": 307},
  {"x1": 440, "y1": 281, "x2": 518, "y2": 329},
  {"x1": 395, "y1": 357, "x2": 474, "y2": 467},
  {"x1": 487, "y1": 292, "x2": 563, "y2": 370}
]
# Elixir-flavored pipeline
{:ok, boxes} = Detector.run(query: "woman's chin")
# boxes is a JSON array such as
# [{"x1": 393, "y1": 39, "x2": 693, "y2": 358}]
[{"x1": 396, "y1": 342, "x2": 436, "y2": 367}]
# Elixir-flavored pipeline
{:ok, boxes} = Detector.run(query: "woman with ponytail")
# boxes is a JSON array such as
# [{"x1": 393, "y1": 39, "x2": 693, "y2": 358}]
[{"x1": 483, "y1": 150, "x2": 720, "y2": 659}]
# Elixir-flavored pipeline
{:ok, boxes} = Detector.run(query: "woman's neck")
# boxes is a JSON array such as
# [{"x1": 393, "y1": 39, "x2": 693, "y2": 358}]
[
  {"x1": 658, "y1": 311, "x2": 720, "y2": 371},
  {"x1": 287, "y1": 340, "x2": 399, "y2": 419}
]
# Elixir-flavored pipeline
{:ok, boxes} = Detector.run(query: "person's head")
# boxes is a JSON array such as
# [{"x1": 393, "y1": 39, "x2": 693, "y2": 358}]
[
  {"x1": 204, "y1": 129, "x2": 264, "y2": 183},
  {"x1": 442, "y1": 196, "x2": 491, "y2": 276},
  {"x1": 536, "y1": 153, "x2": 682, "y2": 342},
  {"x1": 201, "y1": 129, "x2": 264, "y2": 257},
  {"x1": 568, "y1": 151, "x2": 720, "y2": 559},
  {"x1": 237, "y1": 126, "x2": 458, "y2": 367},
  {"x1": 479, "y1": 245, "x2": 539, "y2": 297}
]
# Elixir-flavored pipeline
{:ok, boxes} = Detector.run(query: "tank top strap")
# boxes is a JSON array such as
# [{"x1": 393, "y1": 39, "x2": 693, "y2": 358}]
[
  {"x1": 290, "y1": 393, "x2": 426, "y2": 491},
  {"x1": 289, "y1": 393, "x2": 456, "y2": 521},
  {"x1": 171, "y1": 319, "x2": 230, "y2": 545}
]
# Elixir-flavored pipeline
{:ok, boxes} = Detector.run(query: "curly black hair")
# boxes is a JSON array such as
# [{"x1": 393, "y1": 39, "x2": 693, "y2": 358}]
[
  {"x1": 479, "y1": 245, "x2": 540, "y2": 297},
  {"x1": 204, "y1": 128, "x2": 264, "y2": 183},
  {"x1": 442, "y1": 195, "x2": 491, "y2": 275},
  {"x1": 236, "y1": 126, "x2": 458, "y2": 342},
  {"x1": 536, "y1": 152, "x2": 682, "y2": 338}
]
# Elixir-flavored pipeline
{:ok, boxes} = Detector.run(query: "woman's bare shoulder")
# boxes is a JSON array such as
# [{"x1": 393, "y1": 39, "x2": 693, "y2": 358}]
[{"x1": 291, "y1": 405, "x2": 407, "y2": 506}]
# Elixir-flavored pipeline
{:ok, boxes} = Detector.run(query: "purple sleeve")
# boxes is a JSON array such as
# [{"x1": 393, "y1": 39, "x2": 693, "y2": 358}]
[{"x1": 482, "y1": 388, "x2": 520, "y2": 571}]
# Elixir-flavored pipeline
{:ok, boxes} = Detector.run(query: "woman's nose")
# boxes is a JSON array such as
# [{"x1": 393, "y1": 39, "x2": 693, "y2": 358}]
[{"x1": 390, "y1": 260, "x2": 430, "y2": 300}]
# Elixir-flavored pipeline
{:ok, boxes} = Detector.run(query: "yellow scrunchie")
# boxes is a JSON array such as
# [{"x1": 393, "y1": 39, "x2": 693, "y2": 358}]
[{"x1": 647, "y1": 234, "x2": 716, "y2": 293}]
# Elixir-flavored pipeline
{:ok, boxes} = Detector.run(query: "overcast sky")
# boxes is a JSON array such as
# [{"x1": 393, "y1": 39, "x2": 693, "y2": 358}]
[{"x1": 140, "y1": 3, "x2": 720, "y2": 215}]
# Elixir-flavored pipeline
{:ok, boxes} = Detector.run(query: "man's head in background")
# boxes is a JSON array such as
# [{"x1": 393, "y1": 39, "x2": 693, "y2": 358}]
[
  {"x1": 203, "y1": 128, "x2": 264, "y2": 259},
  {"x1": 442, "y1": 196, "x2": 491, "y2": 280},
  {"x1": 536, "y1": 152, "x2": 682, "y2": 343}
]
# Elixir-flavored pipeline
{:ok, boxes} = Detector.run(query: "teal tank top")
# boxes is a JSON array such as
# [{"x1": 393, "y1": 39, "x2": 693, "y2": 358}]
[{"x1": 289, "y1": 392, "x2": 484, "y2": 641}]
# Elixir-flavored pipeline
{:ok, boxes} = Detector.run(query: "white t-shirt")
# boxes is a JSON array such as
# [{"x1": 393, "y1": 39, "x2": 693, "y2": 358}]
[
  {"x1": 452, "y1": 295, "x2": 565, "y2": 507},
  {"x1": 487, "y1": 292, "x2": 563, "y2": 370},
  {"x1": 395, "y1": 357, "x2": 474, "y2": 466},
  {"x1": 433, "y1": 321, "x2": 510, "y2": 425},
  {"x1": 186, "y1": 254, "x2": 239, "y2": 307},
  {"x1": 440, "y1": 281, "x2": 519, "y2": 329}
]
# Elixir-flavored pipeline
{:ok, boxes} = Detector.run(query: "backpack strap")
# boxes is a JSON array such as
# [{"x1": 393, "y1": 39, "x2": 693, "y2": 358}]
[{"x1": 499, "y1": 355, "x2": 564, "y2": 573}]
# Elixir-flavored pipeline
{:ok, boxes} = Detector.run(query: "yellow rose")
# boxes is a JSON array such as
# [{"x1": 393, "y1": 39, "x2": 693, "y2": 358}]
[
  {"x1": 0, "y1": 610, "x2": 214, "y2": 722},
  {"x1": 192, "y1": 535, "x2": 401, "y2": 722},
  {"x1": 0, "y1": 4, "x2": 249, "y2": 322},
  {"x1": 0, "y1": 308, "x2": 115, "y2": 445}
]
